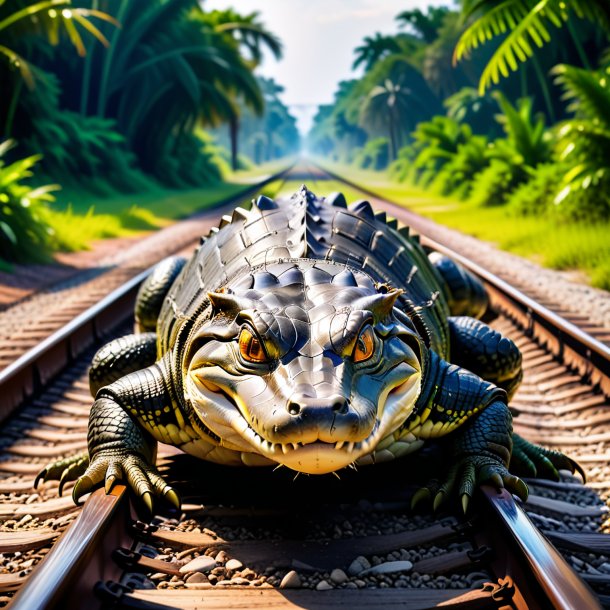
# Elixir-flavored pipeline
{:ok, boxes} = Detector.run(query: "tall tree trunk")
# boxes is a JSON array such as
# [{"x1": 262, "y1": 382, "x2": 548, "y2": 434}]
[
  {"x1": 230, "y1": 115, "x2": 239, "y2": 171},
  {"x1": 388, "y1": 110, "x2": 397, "y2": 161}
]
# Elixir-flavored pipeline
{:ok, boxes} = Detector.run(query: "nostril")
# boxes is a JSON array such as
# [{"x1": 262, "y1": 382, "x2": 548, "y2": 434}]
[
  {"x1": 287, "y1": 401, "x2": 301, "y2": 416},
  {"x1": 331, "y1": 397, "x2": 349, "y2": 414}
]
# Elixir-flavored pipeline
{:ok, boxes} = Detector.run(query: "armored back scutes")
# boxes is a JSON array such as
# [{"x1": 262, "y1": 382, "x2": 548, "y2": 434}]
[{"x1": 158, "y1": 186, "x2": 450, "y2": 358}]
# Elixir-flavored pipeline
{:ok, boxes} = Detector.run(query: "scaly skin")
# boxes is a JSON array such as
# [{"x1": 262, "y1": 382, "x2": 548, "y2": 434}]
[{"x1": 36, "y1": 187, "x2": 582, "y2": 511}]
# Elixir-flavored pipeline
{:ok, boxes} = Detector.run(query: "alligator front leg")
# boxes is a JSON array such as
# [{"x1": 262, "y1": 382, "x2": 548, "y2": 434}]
[
  {"x1": 38, "y1": 362, "x2": 181, "y2": 511},
  {"x1": 408, "y1": 352, "x2": 527, "y2": 513}
]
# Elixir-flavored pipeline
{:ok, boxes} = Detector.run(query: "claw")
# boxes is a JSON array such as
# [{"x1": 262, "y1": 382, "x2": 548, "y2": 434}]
[
  {"x1": 490, "y1": 473, "x2": 503, "y2": 489},
  {"x1": 34, "y1": 469, "x2": 46, "y2": 490},
  {"x1": 461, "y1": 493, "x2": 470, "y2": 514},
  {"x1": 164, "y1": 488, "x2": 181, "y2": 510},
  {"x1": 72, "y1": 477, "x2": 91, "y2": 505},
  {"x1": 410, "y1": 488, "x2": 430, "y2": 510},
  {"x1": 141, "y1": 491, "x2": 154, "y2": 514},
  {"x1": 433, "y1": 491, "x2": 445, "y2": 512},
  {"x1": 539, "y1": 456, "x2": 560, "y2": 481},
  {"x1": 570, "y1": 458, "x2": 586, "y2": 483},
  {"x1": 105, "y1": 475, "x2": 116, "y2": 495},
  {"x1": 510, "y1": 476, "x2": 529, "y2": 502},
  {"x1": 58, "y1": 470, "x2": 70, "y2": 497}
]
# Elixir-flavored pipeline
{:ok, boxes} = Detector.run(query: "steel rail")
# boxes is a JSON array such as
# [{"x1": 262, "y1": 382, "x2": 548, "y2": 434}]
[
  {"x1": 481, "y1": 486, "x2": 601, "y2": 609},
  {"x1": 9, "y1": 487, "x2": 130, "y2": 610}
]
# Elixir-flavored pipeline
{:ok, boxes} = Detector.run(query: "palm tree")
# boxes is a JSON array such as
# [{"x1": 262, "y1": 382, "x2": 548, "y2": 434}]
[
  {"x1": 359, "y1": 55, "x2": 442, "y2": 159},
  {"x1": 70, "y1": 0, "x2": 273, "y2": 177},
  {"x1": 454, "y1": 0, "x2": 610, "y2": 94},
  {"x1": 352, "y1": 33, "x2": 418, "y2": 72},
  {"x1": 396, "y1": 7, "x2": 451, "y2": 43},
  {"x1": 202, "y1": 9, "x2": 282, "y2": 170},
  {"x1": 1, "y1": 0, "x2": 116, "y2": 137}
]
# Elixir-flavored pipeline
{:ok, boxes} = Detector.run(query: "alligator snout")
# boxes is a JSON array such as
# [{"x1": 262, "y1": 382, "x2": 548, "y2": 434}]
[
  {"x1": 286, "y1": 394, "x2": 349, "y2": 416},
  {"x1": 259, "y1": 392, "x2": 374, "y2": 445}
]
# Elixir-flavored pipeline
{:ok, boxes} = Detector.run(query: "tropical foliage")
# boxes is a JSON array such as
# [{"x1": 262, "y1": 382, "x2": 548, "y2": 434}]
[
  {"x1": 311, "y1": 0, "x2": 610, "y2": 227},
  {"x1": 0, "y1": 140, "x2": 58, "y2": 264},
  {"x1": 455, "y1": 0, "x2": 610, "y2": 93},
  {"x1": 0, "y1": 0, "x2": 293, "y2": 265}
]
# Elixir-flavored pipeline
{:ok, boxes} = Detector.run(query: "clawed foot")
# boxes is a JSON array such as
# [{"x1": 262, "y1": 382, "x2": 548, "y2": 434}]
[
  {"x1": 510, "y1": 434, "x2": 585, "y2": 482},
  {"x1": 411, "y1": 455, "x2": 528, "y2": 514},
  {"x1": 35, "y1": 452, "x2": 90, "y2": 496},
  {"x1": 35, "y1": 450, "x2": 180, "y2": 512}
]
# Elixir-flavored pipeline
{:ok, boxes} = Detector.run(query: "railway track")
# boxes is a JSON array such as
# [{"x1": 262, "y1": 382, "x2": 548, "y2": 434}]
[
  {"x1": 0, "y1": 165, "x2": 293, "y2": 373},
  {"x1": 1, "y1": 164, "x2": 610, "y2": 608}
]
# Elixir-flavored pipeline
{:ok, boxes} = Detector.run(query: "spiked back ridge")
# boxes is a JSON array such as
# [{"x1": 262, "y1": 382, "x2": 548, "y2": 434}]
[{"x1": 158, "y1": 188, "x2": 450, "y2": 356}]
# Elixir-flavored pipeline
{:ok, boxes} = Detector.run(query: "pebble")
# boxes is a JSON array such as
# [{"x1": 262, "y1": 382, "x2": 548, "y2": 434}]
[
  {"x1": 225, "y1": 559, "x2": 243, "y2": 570},
  {"x1": 348, "y1": 556, "x2": 371, "y2": 576},
  {"x1": 179, "y1": 555, "x2": 217, "y2": 574},
  {"x1": 280, "y1": 570, "x2": 301, "y2": 589},
  {"x1": 330, "y1": 568, "x2": 348, "y2": 584},
  {"x1": 316, "y1": 580, "x2": 333, "y2": 591},
  {"x1": 360, "y1": 561, "x2": 413, "y2": 576},
  {"x1": 186, "y1": 572, "x2": 208, "y2": 584}
]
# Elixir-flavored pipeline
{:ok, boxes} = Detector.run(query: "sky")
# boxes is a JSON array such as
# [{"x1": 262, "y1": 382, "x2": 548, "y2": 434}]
[{"x1": 206, "y1": 0, "x2": 454, "y2": 132}]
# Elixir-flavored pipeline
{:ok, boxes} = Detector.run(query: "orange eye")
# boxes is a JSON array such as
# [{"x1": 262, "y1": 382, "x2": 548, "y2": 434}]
[
  {"x1": 353, "y1": 326, "x2": 375, "y2": 363},
  {"x1": 239, "y1": 327, "x2": 268, "y2": 363}
]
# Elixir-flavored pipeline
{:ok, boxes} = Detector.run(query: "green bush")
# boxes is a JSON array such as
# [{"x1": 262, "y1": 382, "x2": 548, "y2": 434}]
[
  {"x1": 428, "y1": 135, "x2": 490, "y2": 198},
  {"x1": 152, "y1": 133, "x2": 225, "y2": 188},
  {"x1": 551, "y1": 178, "x2": 610, "y2": 222},
  {"x1": 353, "y1": 138, "x2": 390, "y2": 170},
  {"x1": 469, "y1": 160, "x2": 527, "y2": 207},
  {"x1": 18, "y1": 74, "x2": 153, "y2": 195},
  {"x1": 506, "y1": 163, "x2": 569, "y2": 216},
  {"x1": 0, "y1": 141, "x2": 58, "y2": 265}
]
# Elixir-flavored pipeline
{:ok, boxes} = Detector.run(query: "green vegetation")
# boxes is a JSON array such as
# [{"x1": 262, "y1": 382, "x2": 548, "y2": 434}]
[
  {"x1": 0, "y1": 0, "x2": 298, "y2": 267},
  {"x1": 310, "y1": 2, "x2": 610, "y2": 290},
  {"x1": 317, "y1": 159, "x2": 610, "y2": 290}
]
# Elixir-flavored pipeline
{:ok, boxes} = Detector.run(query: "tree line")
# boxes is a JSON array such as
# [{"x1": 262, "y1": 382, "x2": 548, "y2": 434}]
[
  {"x1": 0, "y1": 0, "x2": 299, "y2": 264},
  {"x1": 308, "y1": 1, "x2": 610, "y2": 222}
]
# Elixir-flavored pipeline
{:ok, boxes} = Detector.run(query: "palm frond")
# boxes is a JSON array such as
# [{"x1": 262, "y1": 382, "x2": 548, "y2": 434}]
[
  {"x1": 552, "y1": 64, "x2": 610, "y2": 126},
  {"x1": 456, "y1": 0, "x2": 570, "y2": 93}
]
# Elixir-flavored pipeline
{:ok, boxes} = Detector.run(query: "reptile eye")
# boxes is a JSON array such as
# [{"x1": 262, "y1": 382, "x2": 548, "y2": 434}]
[
  {"x1": 353, "y1": 326, "x2": 375, "y2": 363},
  {"x1": 239, "y1": 327, "x2": 268, "y2": 363}
]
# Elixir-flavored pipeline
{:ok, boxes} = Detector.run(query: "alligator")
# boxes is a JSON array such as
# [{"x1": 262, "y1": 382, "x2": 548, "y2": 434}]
[{"x1": 37, "y1": 187, "x2": 581, "y2": 512}]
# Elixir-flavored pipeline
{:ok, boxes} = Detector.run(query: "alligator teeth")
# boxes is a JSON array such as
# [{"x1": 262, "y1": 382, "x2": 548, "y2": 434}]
[
  {"x1": 282, "y1": 444, "x2": 289, "y2": 455},
  {"x1": 291, "y1": 443, "x2": 299, "y2": 450},
  {"x1": 346, "y1": 442, "x2": 355, "y2": 453},
  {"x1": 335, "y1": 441, "x2": 345, "y2": 450}
]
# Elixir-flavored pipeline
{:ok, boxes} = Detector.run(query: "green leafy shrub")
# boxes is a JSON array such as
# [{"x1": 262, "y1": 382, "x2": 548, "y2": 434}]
[
  {"x1": 0, "y1": 141, "x2": 58, "y2": 264},
  {"x1": 353, "y1": 138, "x2": 390, "y2": 170},
  {"x1": 469, "y1": 159, "x2": 527, "y2": 207},
  {"x1": 428, "y1": 135, "x2": 490, "y2": 198},
  {"x1": 152, "y1": 133, "x2": 225, "y2": 188},
  {"x1": 506, "y1": 163, "x2": 569, "y2": 216},
  {"x1": 551, "y1": 64, "x2": 610, "y2": 221},
  {"x1": 388, "y1": 146, "x2": 417, "y2": 183}
]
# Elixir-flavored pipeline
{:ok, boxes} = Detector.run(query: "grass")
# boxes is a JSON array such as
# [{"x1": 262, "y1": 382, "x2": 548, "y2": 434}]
[
  {"x1": 44, "y1": 158, "x2": 295, "y2": 253},
  {"x1": 315, "y1": 157, "x2": 610, "y2": 291}
]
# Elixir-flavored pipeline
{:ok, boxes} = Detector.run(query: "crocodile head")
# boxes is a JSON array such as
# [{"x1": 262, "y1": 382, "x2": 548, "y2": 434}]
[{"x1": 183, "y1": 260, "x2": 424, "y2": 474}]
